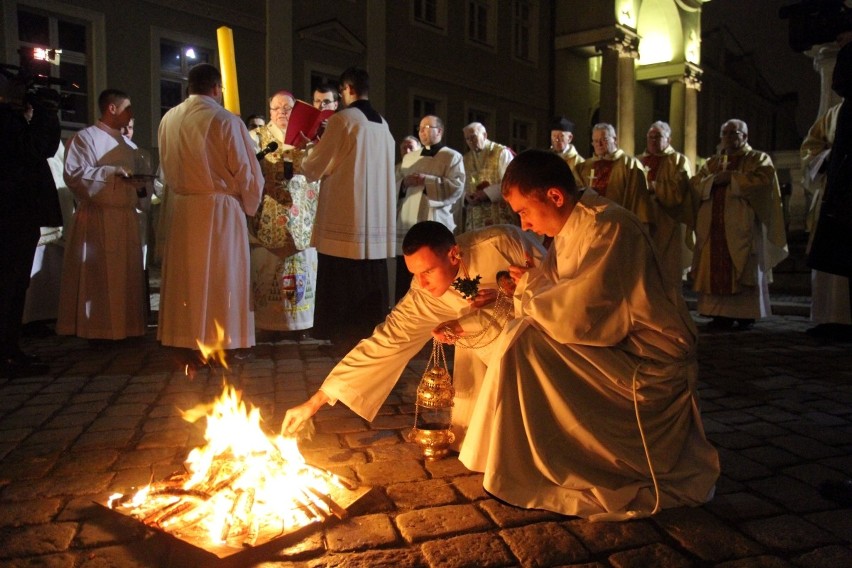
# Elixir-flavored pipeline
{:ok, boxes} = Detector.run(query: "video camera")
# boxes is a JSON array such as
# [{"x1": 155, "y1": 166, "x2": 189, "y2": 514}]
[
  {"x1": 779, "y1": 0, "x2": 852, "y2": 52},
  {"x1": 0, "y1": 47, "x2": 75, "y2": 113}
]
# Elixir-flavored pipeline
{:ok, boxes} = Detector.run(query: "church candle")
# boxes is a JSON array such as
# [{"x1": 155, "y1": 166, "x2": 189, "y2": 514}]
[{"x1": 217, "y1": 26, "x2": 241, "y2": 115}]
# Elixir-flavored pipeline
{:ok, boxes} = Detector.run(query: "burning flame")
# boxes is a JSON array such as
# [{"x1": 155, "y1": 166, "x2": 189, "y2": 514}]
[
  {"x1": 109, "y1": 334, "x2": 357, "y2": 548},
  {"x1": 196, "y1": 321, "x2": 229, "y2": 369}
]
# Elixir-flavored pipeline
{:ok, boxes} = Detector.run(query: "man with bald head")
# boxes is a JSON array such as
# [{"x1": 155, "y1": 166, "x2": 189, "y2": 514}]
[{"x1": 690, "y1": 119, "x2": 787, "y2": 330}]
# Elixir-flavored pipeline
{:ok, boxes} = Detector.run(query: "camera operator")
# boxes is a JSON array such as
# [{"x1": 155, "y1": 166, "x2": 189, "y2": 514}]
[{"x1": 0, "y1": 71, "x2": 62, "y2": 378}]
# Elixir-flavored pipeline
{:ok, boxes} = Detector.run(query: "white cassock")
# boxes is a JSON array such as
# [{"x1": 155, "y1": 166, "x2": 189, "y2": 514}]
[
  {"x1": 460, "y1": 190, "x2": 719, "y2": 520},
  {"x1": 157, "y1": 94, "x2": 264, "y2": 349},
  {"x1": 318, "y1": 225, "x2": 544, "y2": 446},
  {"x1": 57, "y1": 122, "x2": 146, "y2": 339}
]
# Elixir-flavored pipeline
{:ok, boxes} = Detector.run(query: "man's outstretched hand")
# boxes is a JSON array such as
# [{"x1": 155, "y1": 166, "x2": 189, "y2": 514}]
[{"x1": 281, "y1": 391, "x2": 330, "y2": 434}]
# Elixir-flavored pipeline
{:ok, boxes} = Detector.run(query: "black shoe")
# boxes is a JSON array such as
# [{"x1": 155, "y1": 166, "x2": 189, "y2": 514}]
[{"x1": 819, "y1": 479, "x2": 852, "y2": 507}]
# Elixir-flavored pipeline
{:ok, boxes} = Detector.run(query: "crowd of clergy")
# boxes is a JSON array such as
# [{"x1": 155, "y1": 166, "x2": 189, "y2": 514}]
[{"x1": 20, "y1": 58, "x2": 844, "y2": 520}]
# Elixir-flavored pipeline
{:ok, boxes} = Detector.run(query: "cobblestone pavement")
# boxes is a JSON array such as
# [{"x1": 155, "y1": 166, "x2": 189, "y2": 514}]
[{"x1": 1, "y1": 309, "x2": 851, "y2": 568}]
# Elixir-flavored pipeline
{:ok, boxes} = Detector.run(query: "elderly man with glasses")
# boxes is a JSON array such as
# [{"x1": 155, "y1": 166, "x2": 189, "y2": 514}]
[
  {"x1": 689, "y1": 119, "x2": 787, "y2": 331},
  {"x1": 576, "y1": 122, "x2": 652, "y2": 231}
]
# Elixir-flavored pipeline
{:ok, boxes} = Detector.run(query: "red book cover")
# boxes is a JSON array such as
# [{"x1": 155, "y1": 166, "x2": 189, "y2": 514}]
[{"x1": 284, "y1": 100, "x2": 335, "y2": 145}]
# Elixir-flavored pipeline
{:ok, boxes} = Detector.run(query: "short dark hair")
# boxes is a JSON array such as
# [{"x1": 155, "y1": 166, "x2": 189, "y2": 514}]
[
  {"x1": 314, "y1": 82, "x2": 339, "y2": 101},
  {"x1": 501, "y1": 149, "x2": 578, "y2": 200},
  {"x1": 98, "y1": 89, "x2": 129, "y2": 113},
  {"x1": 402, "y1": 221, "x2": 456, "y2": 256},
  {"x1": 339, "y1": 67, "x2": 369, "y2": 96},
  {"x1": 188, "y1": 63, "x2": 222, "y2": 95}
]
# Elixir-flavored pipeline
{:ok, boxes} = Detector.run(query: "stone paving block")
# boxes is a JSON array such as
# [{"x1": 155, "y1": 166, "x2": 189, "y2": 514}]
[
  {"x1": 4, "y1": 553, "x2": 77, "y2": 567},
  {"x1": 73, "y1": 513, "x2": 142, "y2": 547},
  {"x1": 607, "y1": 542, "x2": 692, "y2": 568},
  {"x1": 101, "y1": 403, "x2": 149, "y2": 418},
  {"x1": 298, "y1": 431, "x2": 343, "y2": 451},
  {"x1": 740, "y1": 445, "x2": 800, "y2": 469},
  {"x1": 2, "y1": 405, "x2": 63, "y2": 429},
  {"x1": 711, "y1": 555, "x2": 795, "y2": 567},
  {"x1": 355, "y1": 459, "x2": 428, "y2": 486},
  {"x1": 798, "y1": 411, "x2": 848, "y2": 427},
  {"x1": 0, "y1": 522, "x2": 77, "y2": 558},
  {"x1": 451, "y1": 474, "x2": 487, "y2": 501},
  {"x1": 342, "y1": 429, "x2": 401, "y2": 449},
  {"x1": 705, "y1": 491, "x2": 783, "y2": 521},
  {"x1": 793, "y1": 544, "x2": 852, "y2": 568},
  {"x1": 39, "y1": 472, "x2": 116, "y2": 498},
  {"x1": 396, "y1": 503, "x2": 492, "y2": 543},
  {"x1": 325, "y1": 513, "x2": 400, "y2": 552},
  {"x1": 302, "y1": 447, "x2": 368, "y2": 470},
  {"x1": 52, "y1": 450, "x2": 120, "y2": 476},
  {"x1": 0, "y1": 427, "x2": 34, "y2": 444},
  {"x1": 135, "y1": 428, "x2": 192, "y2": 450},
  {"x1": 420, "y1": 531, "x2": 516, "y2": 567},
  {"x1": 25, "y1": 426, "x2": 85, "y2": 451},
  {"x1": 109, "y1": 446, "x2": 179, "y2": 470},
  {"x1": 424, "y1": 457, "x2": 471, "y2": 479},
  {"x1": 316, "y1": 416, "x2": 369, "y2": 435},
  {"x1": 737, "y1": 422, "x2": 793, "y2": 437},
  {"x1": 770, "y1": 434, "x2": 842, "y2": 460},
  {"x1": 805, "y1": 510, "x2": 852, "y2": 543},
  {"x1": 718, "y1": 447, "x2": 773, "y2": 480},
  {"x1": 746, "y1": 475, "x2": 832, "y2": 513},
  {"x1": 740, "y1": 514, "x2": 838, "y2": 552},
  {"x1": 499, "y1": 521, "x2": 589, "y2": 567},
  {"x1": 366, "y1": 443, "x2": 422, "y2": 463},
  {"x1": 370, "y1": 414, "x2": 415, "y2": 430},
  {"x1": 709, "y1": 430, "x2": 762, "y2": 450},
  {"x1": 706, "y1": 409, "x2": 763, "y2": 426},
  {"x1": 0, "y1": 497, "x2": 62, "y2": 526},
  {"x1": 563, "y1": 518, "x2": 661, "y2": 554},
  {"x1": 0, "y1": 453, "x2": 59, "y2": 483},
  {"x1": 72, "y1": 541, "x2": 171, "y2": 567},
  {"x1": 386, "y1": 479, "x2": 459, "y2": 510},
  {"x1": 302, "y1": 547, "x2": 426, "y2": 567},
  {"x1": 478, "y1": 498, "x2": 564, "y2": 528},
  {"x1": 653, "y1": 506, "x2": 764, "y2": 562}
]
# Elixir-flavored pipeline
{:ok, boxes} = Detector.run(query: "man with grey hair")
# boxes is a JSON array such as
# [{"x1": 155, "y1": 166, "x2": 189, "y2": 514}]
[
  {"x1": 690, "y1": 118, "x2": 787, "y2": 330},
  {"x1": 577, "y1": 122, "x2": 651, "y2": 227},
  {"x1": 460, "y1": 121, "x2": 516, "y2": 231},
  {"x1": 638, "y1": 120, "x2": 695, "y2": 294}
]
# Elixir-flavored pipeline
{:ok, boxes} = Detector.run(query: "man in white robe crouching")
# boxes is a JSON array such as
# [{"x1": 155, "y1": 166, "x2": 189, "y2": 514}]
[
  {"x1": 282, "y1": 221, "x2": 544, "y2": 447},
  {"x1": 459, "y1": 149, "x2": 719, "y2": 520}
]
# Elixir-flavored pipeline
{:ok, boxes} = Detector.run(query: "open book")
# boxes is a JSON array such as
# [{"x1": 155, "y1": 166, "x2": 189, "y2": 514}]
[{"x1": 284, "y1": 100, "x2": 335, "y2": 146}]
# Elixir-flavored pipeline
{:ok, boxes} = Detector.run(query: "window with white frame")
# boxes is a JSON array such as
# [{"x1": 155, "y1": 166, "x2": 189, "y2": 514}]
[
  {"x1": 16, "y1": 7, "x2": 89, "y2": 128},
  {"x1": 510, "y1": 116, "x2": 536, "y2": 153},
  {"x1": 412, "y1": 0, "x2": 447, "y2": 32},
  {"x1": 159, "y1": 39, "x2": 213, "y2": 118},
  {"x1": 511, "y1": 0, "x2": 539, "y2": 64},
  {"x1": 466, "y1": 0, "x2": 497, "y2": 48}
]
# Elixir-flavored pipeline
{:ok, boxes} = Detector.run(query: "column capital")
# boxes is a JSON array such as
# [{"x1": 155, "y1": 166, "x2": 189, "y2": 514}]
[
  {"x1": 683, "y1": 62, "x2": 703, "y2": 91},
  {"x1": 595, "y1": 26, "x2": 640, "y2": 59}
]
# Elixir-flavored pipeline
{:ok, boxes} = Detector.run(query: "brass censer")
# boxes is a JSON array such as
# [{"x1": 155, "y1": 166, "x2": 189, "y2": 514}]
[{"x1": 409, "y1": 340, "x2": 455, "y2": 460}]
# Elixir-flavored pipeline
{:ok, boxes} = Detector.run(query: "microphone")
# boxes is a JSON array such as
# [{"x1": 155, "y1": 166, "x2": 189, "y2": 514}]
[{"x1": 256, "y1": 141, "x2": 278, "y2": 160}]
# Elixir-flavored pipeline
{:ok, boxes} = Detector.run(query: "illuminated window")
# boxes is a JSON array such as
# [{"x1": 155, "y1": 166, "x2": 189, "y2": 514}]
[
  {"x1": 159, "y1": 39, "x2": 212, "y2": 117},
  {"x1": 16, "y1": 8, "x2": 89, "y2": 127}
]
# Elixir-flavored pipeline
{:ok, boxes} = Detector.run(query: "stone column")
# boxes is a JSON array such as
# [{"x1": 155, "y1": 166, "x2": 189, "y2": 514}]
[
  {"x1": 807, "y1": 44, "x2": 842, "y2": 119},
  {"x1": 597, "y1": 31, "x2": 639, "y2": 154}
]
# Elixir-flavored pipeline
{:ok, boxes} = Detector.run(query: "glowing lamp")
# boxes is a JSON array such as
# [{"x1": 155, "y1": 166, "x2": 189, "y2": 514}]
[{"x1": 33, "y1": 47, "x2": 61, "y2": 65}]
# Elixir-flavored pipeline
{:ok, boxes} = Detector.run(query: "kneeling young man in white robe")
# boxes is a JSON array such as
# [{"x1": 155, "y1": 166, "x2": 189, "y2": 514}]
[
  {"x1": 459, "y1": 149, "x2": 719, "y2": 520},
  {"x1": 282, "y1": 221, "x2": 544, "y2": 447}
]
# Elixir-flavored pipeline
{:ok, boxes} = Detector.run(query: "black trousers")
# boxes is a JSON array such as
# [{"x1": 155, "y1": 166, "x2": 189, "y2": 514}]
[
  {"x1": 0, "y1": 219, "x2": 40, "y2": 357},
  {"x1": 313, "y1": 253, "x2": 389, "y2": 350}
]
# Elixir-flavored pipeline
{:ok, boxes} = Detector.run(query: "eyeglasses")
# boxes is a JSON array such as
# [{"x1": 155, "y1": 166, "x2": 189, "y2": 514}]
[
  {"x1": 721, "y1": 130, "x2": 744, "y2": 137},
  {"x1": 419, "y1": 125, "x2": 440, "y2": 132},
  {"x1": 270, "y1": 105, "x2": 293, "y2": 114},
  {"x1": 592, "y1": 137, "x2": 611, "y2": 144}
]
